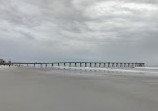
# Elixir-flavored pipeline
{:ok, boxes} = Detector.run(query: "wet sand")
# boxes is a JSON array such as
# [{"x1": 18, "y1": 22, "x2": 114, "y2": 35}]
[{"x1": 0, "y1": 67, "x2": 158, "y2": 111}]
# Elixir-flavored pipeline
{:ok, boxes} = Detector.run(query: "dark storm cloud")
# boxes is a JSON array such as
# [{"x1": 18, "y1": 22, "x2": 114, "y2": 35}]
[{"x1": 0, "y1": 0, "x2": 158, "y2": 66}]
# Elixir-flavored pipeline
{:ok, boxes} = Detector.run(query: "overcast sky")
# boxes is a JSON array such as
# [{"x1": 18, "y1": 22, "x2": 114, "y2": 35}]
[{"x1": 0, "y1": 0, "x2": 158, "y2": 66}]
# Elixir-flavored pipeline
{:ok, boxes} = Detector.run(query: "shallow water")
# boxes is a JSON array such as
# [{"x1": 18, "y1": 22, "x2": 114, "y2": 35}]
[{"x1": 0, "y1": 66, "x2": 158, "y2": 111}]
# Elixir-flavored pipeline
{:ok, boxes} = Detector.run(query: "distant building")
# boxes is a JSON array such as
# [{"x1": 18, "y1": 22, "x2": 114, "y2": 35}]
[
  {"x1": 0, "y1": 59, "x2": 5, "y2": 65},
  {"x1": 0, "y1": 59, "x2": 3, "y2": 63}
]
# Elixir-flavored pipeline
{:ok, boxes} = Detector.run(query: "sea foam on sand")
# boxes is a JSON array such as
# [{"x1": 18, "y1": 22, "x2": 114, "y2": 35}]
[{"x1": 0, "y1": 66, "x2": 158, "y2": 111}]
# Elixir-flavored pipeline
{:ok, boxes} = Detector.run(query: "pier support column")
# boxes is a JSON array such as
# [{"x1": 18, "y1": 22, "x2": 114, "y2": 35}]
[
  {"x1": 85, "y1": 63, "x2": 87, "y2": 67},
  {"x1": 140, "y1": 64, "x2": 142, "y2": 67},
  {"x1": 95, "y1": 63, "x2": 97, "y2": 67},
  {"x1": 116, "y1": 63, "x2": 118, "y2": 67},
  {"x1": 108, "y1": 63, "x2": 110, "y2": 67},
  {"x1": 34, "y1": 64, "x2": 35, "y2": 68},
  {"x1": 69, "y1": 63, "x2": 71, "y2": 67},
  {"x1": 27, "y1": 64, "x2": 28, "y2": 67},
  {"x1": 80, "y1": 63, "x2": 82, "y2": 67},
  {"x1": 141, "y1": 63, "x2": 144, "y2": 67},
  {"x1": 41, "y1": 64, "x2": 42, "y2": 68},
  {"x1": 64, "y1": 63, "x2": 66, "y2": 67},
  {"x1": 137, "y1": 63, "x2": 139, "y2": 67},
  {"x1": 128, "y1": 63, "x2": 130, "y2": 67},
  {"x1": 132, "y1": 63, "x2": 134, "y2": 68},
  {"x1": 75, "y1": 63, "x2": 77, "y2": 67},
  {"x1": 99, "y1": 63, "x2": 101, "y2": 67},
  {"x1": 45, "y1": 64, "x2": 47, "y2": 68},
  {"x1": 52, "y1": 64, "x2": 53, "y2": 67},
  {"x1": 112, "y1": 63, "x2": 114, "y2": 67},
  {"x1": 124, "y1": 63, "x2": 126, "y2": 67},
  {"x1": 58, "y1": 63, "x2": 60, "y2": 67},
  {"x1": 120, "y1": 63, "x2": 123, "y2": 67},
  {"x1": 138, "y1": 63, "x2": 141, "y2": 67},
  {"x1": 90, "y1": 63, "x2": 92, "y2": 67},
  {"x1": 104, "y1": 63, "x2": 106, "y2": 67},
  {"x1": 139, "y1": 64, "x2": 141, "y2": 67}
]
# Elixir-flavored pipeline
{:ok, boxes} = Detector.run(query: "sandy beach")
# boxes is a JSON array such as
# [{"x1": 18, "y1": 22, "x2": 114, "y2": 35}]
[{"x1": 0, "y1": 66, "x2": 158, "y2": 111}]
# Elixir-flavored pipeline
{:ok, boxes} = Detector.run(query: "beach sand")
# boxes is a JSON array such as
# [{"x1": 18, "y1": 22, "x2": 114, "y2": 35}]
[{"x1": 0, "y1": 67, "x2": 158, "y2": 111}]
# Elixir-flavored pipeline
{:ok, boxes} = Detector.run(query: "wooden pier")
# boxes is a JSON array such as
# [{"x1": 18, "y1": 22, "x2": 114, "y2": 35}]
[{"x1": 10, "y1": 62, "x2": 145, "y2": 68}]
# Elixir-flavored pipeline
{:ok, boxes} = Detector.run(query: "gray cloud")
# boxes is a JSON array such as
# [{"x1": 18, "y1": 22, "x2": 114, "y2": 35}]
[{"x1": 0, "y1": 0, "x2": 158, "y2": 66}]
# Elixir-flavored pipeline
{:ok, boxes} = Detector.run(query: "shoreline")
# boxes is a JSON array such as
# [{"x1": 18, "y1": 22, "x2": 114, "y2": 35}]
[{"x1": 1, "y1": 65, "x2": 158, "y2": 77}]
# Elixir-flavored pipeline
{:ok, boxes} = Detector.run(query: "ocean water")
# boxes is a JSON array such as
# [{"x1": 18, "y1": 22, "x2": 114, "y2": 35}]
[
  {"x1": 12, "y1": 65, "x2": 158, "y2": 75},
  {"x1": 0, "y1": 66, "x2": 158, "y2": 111}
]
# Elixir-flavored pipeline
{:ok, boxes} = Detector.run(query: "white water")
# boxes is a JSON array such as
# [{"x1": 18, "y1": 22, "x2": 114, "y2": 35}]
[
  {"x1": 49, "y1": 66, "x2": 158, "y2": 76},
  {"x1": 1, "y1": 65, "x2": 158, "y2": 76}
]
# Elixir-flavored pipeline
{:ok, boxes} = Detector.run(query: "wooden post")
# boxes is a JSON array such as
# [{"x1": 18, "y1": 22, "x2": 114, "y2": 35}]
[
  {"x1": 128, "y1": 63, "x2": 130, "y2": 67},
  {"x1": 41, "y1": 64, "x2": 42, "y2": 68},
  {"x1": 69, "y1": 63, "x2": 71, "y2": 67},
  {"x1": 132, "y1": 63, "x2": 134, "y2": 68},
  {"x1": 90, "y1": 63, "x2": 92, "y2": 67},
  {"x1": 75, "y1": 63, "x2": 77, "y2": 67},
  {"x1": 85, "y1": 63, "x2": 87, "y2": 67},
  {"x1": 99, "y1": 63, "x2": 101, "y2": 67},
  {"x1": 104, "y1": 63, "x2": 106, "y2": 67},
  {"x1": 52, "y1": 64, "x2": 53, "y2": 67},
  {"x1": 135, "y1": 63, "x2": 137, "y2": 67},
  {"x1": 64, "y1": 63, "x2": 66, "y2": 67},
  {"x1": 116, "y1": 63, "x2": 118, "y2": 67},
  {"x1": 112, "y1": 63, "x2": 114, "y2": 67},
  {"x1": 124, "y1": 63, "x2": 126, "y2": 67},
  {"x1": 120, "y1": 63, "x2": 122, "y2": 67},
  {"x1": 95, "y1": 63, "x2": 97, "y2": 67},
  {"x1": 108, "y1": 63, "x2": 110, "y2": 67}
]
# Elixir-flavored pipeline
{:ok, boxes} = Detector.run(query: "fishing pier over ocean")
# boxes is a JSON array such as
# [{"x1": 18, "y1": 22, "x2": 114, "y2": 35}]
[{"x1": 9, "y1": 62, "x2": 145, "y2": 68}]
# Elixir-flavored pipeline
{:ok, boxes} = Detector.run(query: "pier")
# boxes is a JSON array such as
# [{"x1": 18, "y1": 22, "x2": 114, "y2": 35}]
[{"x1": 10, "y1": 62, "x2": 145, "y2": 68}]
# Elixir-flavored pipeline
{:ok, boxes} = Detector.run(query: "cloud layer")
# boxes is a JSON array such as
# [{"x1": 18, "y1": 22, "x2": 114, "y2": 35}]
[{"x1": 0, "y1": 0, "x2": 158, "y2": 66}]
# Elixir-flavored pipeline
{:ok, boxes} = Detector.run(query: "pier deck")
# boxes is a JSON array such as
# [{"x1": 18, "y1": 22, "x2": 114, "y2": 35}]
[{"x1": 9, "y1": 62, "x2": 145, "y2": 68}]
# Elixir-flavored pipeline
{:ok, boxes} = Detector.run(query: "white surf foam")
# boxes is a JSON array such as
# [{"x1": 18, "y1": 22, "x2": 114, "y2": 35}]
[{"x1": 52, "y1": 66, "x2": 158, "y2": 77}]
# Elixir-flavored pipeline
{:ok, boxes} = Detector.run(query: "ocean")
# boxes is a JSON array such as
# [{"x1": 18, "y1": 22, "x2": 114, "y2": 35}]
[{"x1": 0, "y1": 66, "x2": 158, "y2": 111}]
